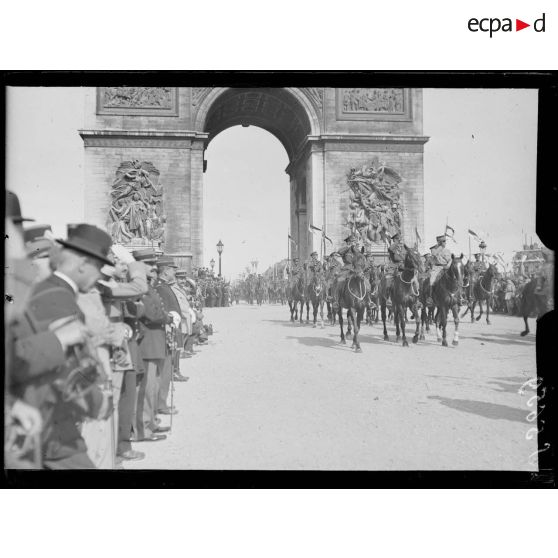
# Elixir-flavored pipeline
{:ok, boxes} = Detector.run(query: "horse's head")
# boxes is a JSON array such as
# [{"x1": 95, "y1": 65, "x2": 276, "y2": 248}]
[
  {"x1": 352, "y1": 251, "x2": 367, "y2": 278},
  {"x1": 403, "y1": 244, "x2": 424, "y2": 274},
  {"x1": 449, "y1": 253, "x2": 465, "y2": 286}
]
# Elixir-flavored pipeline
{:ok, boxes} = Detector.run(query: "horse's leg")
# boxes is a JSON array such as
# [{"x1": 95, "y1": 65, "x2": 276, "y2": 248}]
[
  {"x1": 441, "y1": 305, "x2": 448, "y2": 347},
  {"x1": 338, "y1": 306, "x2": 346, "y2": 344},
  {"x1": 381, "y1": 299, "x2": 389, "y2": 341},
  {"x1": 486, "y1": 296, "x2": 491, "y2": 325},
  {"x1": 312, "y1": 300, "x2": 318, "y2": 328},
  {"x1": 435, "y1": 308, "x2": 442, "y2": 342},
  {"x1": 451, "y1": 303, "x2": 460, "y2": 346},
  {"x1": 476, "y1": 299, "x2": 483, "y2": 322},
  {"x1": 289, "y1": 301, "x2": 294, "y2": 322},
  {"x1": 299, "y1": 300, "x2": 304, "y2": 324},
  {"x1": 419, "y1": 307, "x2": 426, "y2": 340},
  {"x1": 412, "y1": 300, "x2": 421, "y2": 344},
  {"x1": 394, "y1": 302, "x2": 401, "y2": 343},
  {"x1": 346, "y1": 309, "x2": 353, "y2": 339},
  {"x1": 400, "y1": 303, "x2": 409, "y2": 347},
  {"x1": 319, "y1": 299, "x2": 325, "y2": 329},
  {"x1": 520, "y1": 315, "x2": 530, "y2": 337},
  {"x1": 354, "y1": 307, "x2": 363, "y2": 352}
]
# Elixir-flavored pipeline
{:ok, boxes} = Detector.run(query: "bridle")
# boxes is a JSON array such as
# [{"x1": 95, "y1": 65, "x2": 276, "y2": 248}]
[{"x1": 348, "y1": 275, "x2": 368, "y2": 301}]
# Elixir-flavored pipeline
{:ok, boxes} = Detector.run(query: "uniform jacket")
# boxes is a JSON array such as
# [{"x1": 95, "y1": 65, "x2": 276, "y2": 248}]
[
  {"x1": 388, "y1": 242, "x2": 405, "y2": 264},
  {"x1": 432, "y1": 245, "x2": 452, "y2": 266},
  {"x1": 138, "y1": 286, "x2": 170, "y2": 360}
]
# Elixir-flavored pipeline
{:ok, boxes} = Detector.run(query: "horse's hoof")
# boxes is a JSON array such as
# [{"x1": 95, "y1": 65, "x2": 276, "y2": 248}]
[
  {"x1": 475, "y1": 316, "x2": 481, "y2": 322},
  {"x1": 340, "y1": 339, "x2": 346, "y2": 344},
  {"x1": 442, "y1": 340, "x2": 448, "y2": 347},
  {"x1": 384, "y1": 335, "x2": 389, "y2": 342},
  {"x1": 471, "y1": 319, "x2": 475, "y2": 323},
  {"x1": 486, "y1": 321, "x2": 491, "y2": 325},
  {"x1": 520, "y1": 331, "x2": 528, "y2": 337},
  {"x1": 313, "y1": 324, "x2": 317, "y2": 328},
  {"x1": 403, "y1": 340, "x2": 409, "y2": 347},
  {"x1": 419, "y1": 334, "x2": 425, "y2": 341},
  {"x1": 355, "y1": 347, "x2": 362, "y2": 353},
  {"x1": 412, "y1": 335, "x2": 418, "y2": 344},
  {"x1": 396, "y1": 336, "x2": 401, "y2": 342},
  {"x1": 452, "y1": 340, "x2": 459, "y2": 346}
]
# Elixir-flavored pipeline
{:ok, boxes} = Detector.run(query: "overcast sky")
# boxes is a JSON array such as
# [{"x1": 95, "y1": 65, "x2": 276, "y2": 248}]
[{"x1": 7, "y1": 87, "x2": 540, "y2": 279}]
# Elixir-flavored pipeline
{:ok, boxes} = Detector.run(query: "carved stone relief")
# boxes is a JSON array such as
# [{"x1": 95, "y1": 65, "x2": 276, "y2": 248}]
[
  {"x1": 345, "y1": 158, "x2": 403, "y2": 246},
  {"x1": 336, "y1": 88, "x2": 411, "y2": 121},
  {"x1": 97, "y1": 87, "x2": 178, "y2": 115},
  {"x1": 106, "y1": 160, "x2": 166, "y2": 248}
]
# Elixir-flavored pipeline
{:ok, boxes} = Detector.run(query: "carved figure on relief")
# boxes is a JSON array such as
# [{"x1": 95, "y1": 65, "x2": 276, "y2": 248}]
[
  {"x1": 345, "y1": 158, "x2": 403, "y2": 246},
  {"x1": 343, "y1": 88, "x2": 404, "y2": 113},
  {"x1": 107, "y1": 160, "x2": 166, "y2": 246}
]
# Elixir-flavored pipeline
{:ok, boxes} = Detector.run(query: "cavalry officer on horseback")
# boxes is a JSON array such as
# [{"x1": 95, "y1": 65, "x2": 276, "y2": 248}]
[
  {"x1": 287, "y1": 257, "x2": 303, "y2": 280},
  {"x1": 387, "y1": 233, "x2": 405, "y2": 271},
  {"x1": 426, "y1": 235, "x2": 452, "y2": 306},
  {"x1": 307, "y1": 251, "x2": 322, "y2": 273}
]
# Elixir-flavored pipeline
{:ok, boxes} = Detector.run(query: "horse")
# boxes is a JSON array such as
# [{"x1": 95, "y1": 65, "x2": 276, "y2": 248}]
[
  {"x1": 335, "y1": 251, "x2": 369, "y2": 352},
  {"x1": 378, "y1": 263, "x2": 396, "y2": 342},
  {"x1": 287, "y1": 274, "x2": 307, "y2": 323},
  {"x1": 519, "y1": 275, "x2": 549, "y2": 336},
  {"x1": 463, "y1": 262, "x2": 498, "y2": 324},
  {"x1": 365, "y1": 264, "x2": 380, "y2": 325},
  {"x1": 428, "y1": 255, "x2": 466, "y2": 346},
  {"x1": 307, "y1": 268, "x2": 327, "y2": 328},
  {"x1": 390, "y1": 246, "x2": 424, "y2": 347}
]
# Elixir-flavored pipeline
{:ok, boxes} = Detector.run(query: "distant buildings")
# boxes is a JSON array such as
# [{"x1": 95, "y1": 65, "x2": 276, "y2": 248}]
[{"x1": 512, "y1": 242, "x2": 553, "y2": 276}]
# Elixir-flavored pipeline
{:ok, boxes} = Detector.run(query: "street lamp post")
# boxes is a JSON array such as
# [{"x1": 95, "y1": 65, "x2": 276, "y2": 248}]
[
  {"x1": 479, "y1": 240, "x2": 487, "y2": 263},
  {"x1": 217, "y1": 240, "x2": 224, "y2": 277}
]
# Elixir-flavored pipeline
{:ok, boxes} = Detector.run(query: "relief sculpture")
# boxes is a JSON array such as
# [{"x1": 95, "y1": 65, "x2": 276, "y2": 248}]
[
  {"x1": 342, "y1": 88, "x2": 404, "y2": 113},
  {"x1": 346, "y1": 158, "x2": 403, "y2": 246},
  {"x1": 107, "y1": 160, "x2": 166, "y2": 247},
  {"x1": 103, "y1": 87, "x2": 174, "y2": 109}
]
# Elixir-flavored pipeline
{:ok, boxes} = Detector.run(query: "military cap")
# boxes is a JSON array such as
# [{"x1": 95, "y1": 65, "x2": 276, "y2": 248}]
[
  {"x1": 473, "y1": 253, "x2": 481, "y2": 257},
  {"x1": 176, "y1": 268, "x2": 188, "y2": 277},
  {"x1": 436, "y1": 235, "x2": 446, "y2": 242},
  {"x1": 310, "y1": 251, "x2": 318, "y2": 257},
  {"x1": 6, "y1": 191, "x2": 35, "y2": 223},
  {"x1": 344, "y1": 234, "x2": 355, "y2": 243},
  {"x1": 157, "y1": 255, "x2": 178, "y2": 268},
  {"x1": 56, "y1": 223, "x2": 112, "y2": 265},
  {"x1": 132, "y1": 248, "x2": 158, "y2": 263},
  {"x1": 24, "y1": 224, "x2": 53, "y2": 258}
]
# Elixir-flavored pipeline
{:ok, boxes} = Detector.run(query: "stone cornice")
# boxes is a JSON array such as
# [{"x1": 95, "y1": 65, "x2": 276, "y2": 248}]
[
  {"x1": 79, "y1": 129, "x2": 209, "y2": 148},
  {"x1": 307, "y1": 134, "x2": 430, "y2": 145}
]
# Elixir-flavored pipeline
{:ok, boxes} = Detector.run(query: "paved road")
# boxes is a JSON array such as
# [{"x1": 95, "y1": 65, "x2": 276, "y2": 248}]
[{"x1": 126, "y1": 303, "x2": 539, "y2": 470}]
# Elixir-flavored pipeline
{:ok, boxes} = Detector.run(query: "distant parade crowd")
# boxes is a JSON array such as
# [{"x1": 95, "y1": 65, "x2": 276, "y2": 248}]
[{"x1": 4, "y1": 189, "x2": 553, "y2": 469}]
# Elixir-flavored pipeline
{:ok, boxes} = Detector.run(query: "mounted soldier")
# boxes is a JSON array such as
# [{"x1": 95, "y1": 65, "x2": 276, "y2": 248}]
[
  {"x1": 426, "y1": 234, "x2": 452, "y2": 306},
  {"x1": 307, "y1": 251, "x2": 322, "y2": 274}
]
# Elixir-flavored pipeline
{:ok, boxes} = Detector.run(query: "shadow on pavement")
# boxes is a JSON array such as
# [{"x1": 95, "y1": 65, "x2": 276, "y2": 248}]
[
  {"x1": 427, "y1": 395, "x2": 527, "y2": 423},
  {"x1": 467, "y1": 331, "x2": 535, "y2": 346},
  {"x1": 285, "y1": 335, "x2": 356, "y2": 350}
]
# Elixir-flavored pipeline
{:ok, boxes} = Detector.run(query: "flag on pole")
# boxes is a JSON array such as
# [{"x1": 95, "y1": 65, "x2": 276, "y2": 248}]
[
  {"x1": 415, "y1": 226, "x2": 422, "y2": 246},
  {"x1": 323, "y1": 232, "x2": 333, "y2": 245},
  {"x1": 468, "y1": 229, "x2": 483, "y2": 242},
  {"x1": 309, "y1": 224, "x2": 322, "y2": 235},
  {"x1": 445, "y1": 224, "x2": 456, "y2": 243}
]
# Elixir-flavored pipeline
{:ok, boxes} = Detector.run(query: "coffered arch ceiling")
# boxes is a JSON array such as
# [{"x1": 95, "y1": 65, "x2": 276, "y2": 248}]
[{"x1": 202, "y1": 88, "x2": 313, "y2": 161}]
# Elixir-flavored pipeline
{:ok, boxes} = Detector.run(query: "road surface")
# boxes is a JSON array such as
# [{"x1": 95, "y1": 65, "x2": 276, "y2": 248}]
[{"x1": 126, "y1": 303, "x2": 539, "y2": 470}]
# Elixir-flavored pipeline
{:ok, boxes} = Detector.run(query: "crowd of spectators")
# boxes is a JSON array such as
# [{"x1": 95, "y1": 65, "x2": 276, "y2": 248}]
[{"x1": 5, "y1": 191, "x2": 213, "y2": 469}]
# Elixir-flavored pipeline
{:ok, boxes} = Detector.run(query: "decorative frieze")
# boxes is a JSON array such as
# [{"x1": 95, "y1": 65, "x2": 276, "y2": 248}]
[
  {"x1": 336, "y1": 88, "x2": 412, "y2": 121},
  {"x1": 97, "y1": 87, "x2": 178, "y2": 116}
]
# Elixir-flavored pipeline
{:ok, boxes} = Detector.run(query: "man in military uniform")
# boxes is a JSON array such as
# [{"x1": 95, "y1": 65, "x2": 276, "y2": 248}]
[
  {"x1": 387, "y1": 232, "x2": 405, "y2": 270},
  {"x1": 472, "y1": 253, "x2": 487, "y2": 275},
  {"x1": 288, "y1": 257, "x2": 303, "y2": 278},
  {"x1": 338, "y1": 233, "x2": 361, "y2": 267},
  {"x1": 307, "y1": 251, "x2": 322, "y2": 274},
  {"x1": 155, "y1": 256, "x2": 183, "y2": 415},
  {"x1": 426, "y1": 235, "x2": 453, "y2": 305}
]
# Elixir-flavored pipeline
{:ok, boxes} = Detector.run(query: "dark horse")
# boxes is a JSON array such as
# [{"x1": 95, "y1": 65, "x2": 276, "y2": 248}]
[
  {"x1": 307, "y1": 268, "x2": 327, "y2": 328},
  {"x1": 390, "y1": 246, "x2": 424, "y2": 347},
  {"x1": 462, "y1": 262, "x2": 498, "y2": 324},
  {"x1": 287, "y1": 274, "x2": 307, "y2": 323},
  {"x1": 428, "y1": 255, "x2": 466, "y2": 346},
  {"x1": 519, "y1": 275, "x2": 549, "y2": 336},
  {"x1": 335, "y1": 251, "x2": 369, "y2": 352}
]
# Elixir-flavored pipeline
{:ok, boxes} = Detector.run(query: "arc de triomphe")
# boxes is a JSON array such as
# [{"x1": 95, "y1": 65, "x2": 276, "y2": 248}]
[{"x1": 80, "y1": 87, "x2": 428, "y2": 270}]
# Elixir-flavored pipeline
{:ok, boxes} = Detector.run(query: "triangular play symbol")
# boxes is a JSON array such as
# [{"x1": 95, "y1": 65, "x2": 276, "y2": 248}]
[{"x1": 516, "y1": 19, "x2": 530, "y2": 31}]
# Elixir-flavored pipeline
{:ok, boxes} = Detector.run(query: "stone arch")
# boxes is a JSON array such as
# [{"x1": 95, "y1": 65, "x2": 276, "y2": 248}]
[{"x1": 193, "y1": 87, "x2": 322, "y2": 159}]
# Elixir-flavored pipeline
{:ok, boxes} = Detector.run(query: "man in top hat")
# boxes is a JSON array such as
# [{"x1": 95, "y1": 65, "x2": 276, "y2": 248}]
[
  {"x1": 11, "y1": 223, "x2": 115, "y2": 469},
  {"x1": 155, "y1": 256, "x2": 184, "y2": 413},
  {"x1": 426, "y1": 234, "x2": 453, "y2": 305}
]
